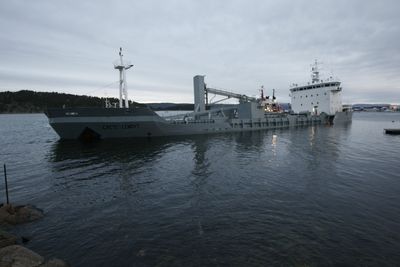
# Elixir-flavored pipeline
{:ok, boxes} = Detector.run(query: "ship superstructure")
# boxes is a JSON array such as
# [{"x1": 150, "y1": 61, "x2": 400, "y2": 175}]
[
  {"x1": 290, "y1": 60, "x2": 343, "y2": 115},
  {"x1": 46, "y1": 51, "x2": 350, "y2": 140},
  {"x1": 289, "y1": 60, "x2": 352, "y2": 123}
]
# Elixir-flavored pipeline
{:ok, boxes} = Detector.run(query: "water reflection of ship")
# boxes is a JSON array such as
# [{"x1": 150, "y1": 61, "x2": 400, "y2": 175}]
[
  {"x1": 48, "y1": 137, "x2": 204, "y2": 200},
  {"x1": 285, "y1": 123, "x2": 352, "y2": 194},
  {"x1": 51, "y1": 136, "x2": 212, "y2": 166},
  {"x1": 191, "y1": 137, "x2": 210, "y2": 178}
]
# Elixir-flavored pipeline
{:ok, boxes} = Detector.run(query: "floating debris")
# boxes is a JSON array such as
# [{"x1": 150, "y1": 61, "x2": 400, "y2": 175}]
[{"x1": 137, "y1": 249, "x2": 146, "y2": 257}]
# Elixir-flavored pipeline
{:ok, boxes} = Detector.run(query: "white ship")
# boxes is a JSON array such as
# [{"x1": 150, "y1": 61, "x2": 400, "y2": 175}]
[
  {"x1": 289, "y1": 60, "x2": 352, "y2": 124},
  {"x1": 46, "y1": 50, "x2": 351, "y2": 140}
]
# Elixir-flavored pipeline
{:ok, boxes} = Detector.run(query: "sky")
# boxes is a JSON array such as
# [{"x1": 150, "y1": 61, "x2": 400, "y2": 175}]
[{"x1": 0, "y1": 0, "x2": 399, "y2": 104}]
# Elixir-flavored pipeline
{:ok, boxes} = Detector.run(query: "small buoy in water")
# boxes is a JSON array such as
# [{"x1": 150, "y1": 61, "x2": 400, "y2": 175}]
[{"x1": 137, "y1": 249, "x2": 146, "y2": 257}]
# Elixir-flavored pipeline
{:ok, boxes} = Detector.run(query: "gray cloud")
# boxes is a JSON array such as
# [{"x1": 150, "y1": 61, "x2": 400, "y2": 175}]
[{"x1": 0, "y1": 0, "x2": 399, "y2": 103}]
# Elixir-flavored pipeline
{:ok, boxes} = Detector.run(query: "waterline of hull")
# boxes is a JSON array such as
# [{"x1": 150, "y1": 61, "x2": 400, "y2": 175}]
[{"x1": 49, "y1": 114, "x2": 327, "y2": 139}]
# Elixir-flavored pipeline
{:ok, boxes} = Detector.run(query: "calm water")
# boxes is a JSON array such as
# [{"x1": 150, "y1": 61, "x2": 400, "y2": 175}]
[{"x1": 1, "y1": 112, "x2": 400, "y2": 266}]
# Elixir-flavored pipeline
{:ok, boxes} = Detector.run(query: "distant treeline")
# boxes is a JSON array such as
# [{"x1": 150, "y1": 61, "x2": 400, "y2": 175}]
[
  {"x1": 0, "y1": 90, "x2": 193, "y2": 113},
  {"x1": 0, "y1": 90, "x2": 121, "y2": 113}
]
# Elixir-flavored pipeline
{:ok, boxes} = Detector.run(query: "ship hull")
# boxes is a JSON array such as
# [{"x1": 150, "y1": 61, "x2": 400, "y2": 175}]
[
  {"x1": 46, "y1": 107, "x2": 330, "y2": 140},
  {"x1": 333, "y1": 110, "x2": 353, "y2": 124}
]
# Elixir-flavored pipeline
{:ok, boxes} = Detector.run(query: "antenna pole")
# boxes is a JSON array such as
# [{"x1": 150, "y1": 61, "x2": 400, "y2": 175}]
[
  {"x1": 4, "y1": 164, "x2": 9, "y2": 204},
  {"x1": 124, "y1": 69, "x2": 129, "y2": 108},
  {"x1": 114, "y1": 47, "x2": 133, "y2": 108},
  {"x1": 119, "y1": 48, "x2": 124, "y2": 108},
  {"x1": 311, "y1": 59, "x2": 320, "y2": 83}
]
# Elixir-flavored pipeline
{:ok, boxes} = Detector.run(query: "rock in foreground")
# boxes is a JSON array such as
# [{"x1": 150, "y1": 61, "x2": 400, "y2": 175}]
[
  {"x1": 0, "y1": 204, "x2": 44, "y2": 225},
  {"x1": 0, "y1": 245, "x2": 43, "y2": 266},
  {"x1": 0, "y1": 245, "x2": 69, "y2": 267},
  {"x1": 0, "y1": 230, "x2": 17, "y2": 248}
]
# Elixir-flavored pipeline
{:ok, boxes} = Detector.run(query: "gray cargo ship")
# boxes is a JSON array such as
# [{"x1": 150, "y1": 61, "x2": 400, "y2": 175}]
[{"x1": 46, "y1": 50, "x2": 351, "y2": 140}]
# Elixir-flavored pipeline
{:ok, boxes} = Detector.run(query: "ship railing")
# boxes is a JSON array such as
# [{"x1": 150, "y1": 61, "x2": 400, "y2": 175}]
[
  {"x1": 163, "y1": 106, "x2": 238, "y2": 121},
  {"x1": 163, "y1": 111, "x2": 195, "y2": 121},
  {"x1": 330, "y1": 86, "x2": 342, "y2": 92},
  {"x1": 171, "y1": 119, "x2": 216, "y2": 124}
]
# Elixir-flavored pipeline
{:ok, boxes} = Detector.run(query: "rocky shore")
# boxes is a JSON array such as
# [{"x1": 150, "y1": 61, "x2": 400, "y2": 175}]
[{"x1": 0, "y1": 203, "x2": 69, "y2": 267}]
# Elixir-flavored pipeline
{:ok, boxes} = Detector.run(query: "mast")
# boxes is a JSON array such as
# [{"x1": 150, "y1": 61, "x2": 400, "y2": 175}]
[
  {"x1": 260, "y1": 85, "x2": 264, "y2": 100},
  {"x1": 114, "y1": 47, "x2": 133, "y2": 108},
  {"x1": 311, "y1": 59, "x2": 320, "y2": 83}
]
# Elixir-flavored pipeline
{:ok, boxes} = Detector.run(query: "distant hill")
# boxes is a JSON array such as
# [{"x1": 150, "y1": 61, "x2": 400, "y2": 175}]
[
  {"x1": 352, "y1": 103, "x2": 390, "y2": 109},
  {"x1": 0, "y1": 90, "x2": 145, "y2": 113},
  {"x1": 0, "y1": 90, "x2": 196, "y2": 113},
  {"x1": 0, "y1": 90, "x2": 243, "y2": 113}
]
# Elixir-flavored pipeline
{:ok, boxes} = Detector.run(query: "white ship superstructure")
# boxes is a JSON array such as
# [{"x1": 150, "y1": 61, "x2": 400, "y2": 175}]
[{"x1": 290, "y1": 60, "x2": 343, "y2": 116}]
